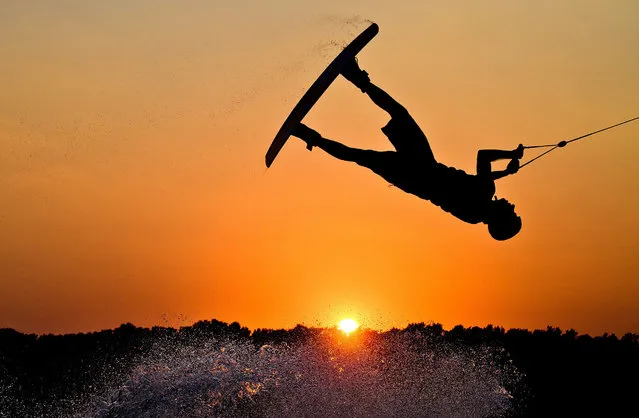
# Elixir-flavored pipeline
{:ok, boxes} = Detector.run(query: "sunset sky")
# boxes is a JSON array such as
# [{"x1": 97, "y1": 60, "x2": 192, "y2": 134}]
[{"x1": 1, "y1": 1, "x2": 638, "y2": 336}]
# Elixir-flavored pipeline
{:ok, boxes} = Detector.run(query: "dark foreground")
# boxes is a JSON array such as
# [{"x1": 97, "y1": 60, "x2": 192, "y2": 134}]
[{"x1": 1, "y1": 321, "x2": 637, "y2": 417}]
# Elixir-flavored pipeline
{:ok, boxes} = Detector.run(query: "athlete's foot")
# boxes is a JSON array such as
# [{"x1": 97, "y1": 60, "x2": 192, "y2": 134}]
[
  {"x1": 340, "y1": 57, "x2": 370, "y2": 92},
  {"x1": 291, "y1": 123, "x2": 321, "y2": 150}
]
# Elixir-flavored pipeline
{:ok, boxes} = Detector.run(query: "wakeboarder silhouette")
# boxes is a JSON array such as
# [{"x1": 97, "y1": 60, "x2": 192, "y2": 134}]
[{"x1": 291, "y1": 57, "x2": 524, "y2": 241}]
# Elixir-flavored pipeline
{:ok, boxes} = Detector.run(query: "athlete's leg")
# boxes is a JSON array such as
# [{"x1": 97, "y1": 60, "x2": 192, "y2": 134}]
[
  {"x1": 364, "y1": 82, "x2": 407, "y2": 117},
  {"x1": 292, "y1": 123, "x2": 392, "y2": 166},
  {"x1": 341, "y1": 58, "x2": 405, "y2": 117},
  {"x1": 341, "y1": 58, "x2": 434, "y2": 161},
  {"x1": 317, "y1": 137, "x2": 377, "y2": 162}
]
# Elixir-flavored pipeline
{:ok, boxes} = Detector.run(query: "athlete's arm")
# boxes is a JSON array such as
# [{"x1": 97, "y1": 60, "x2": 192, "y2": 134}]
[
  {"x1": 476, "y1": 145, "x2": 523, "y2": 179},
  {"x1": 490, "y1": 160, "x2": 519, "y2": 180}
]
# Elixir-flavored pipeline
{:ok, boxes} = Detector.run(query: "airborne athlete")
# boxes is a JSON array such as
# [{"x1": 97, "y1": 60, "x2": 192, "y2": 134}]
[{"x1": 291, "y1": 58, "x2": 524, "y2": 241}]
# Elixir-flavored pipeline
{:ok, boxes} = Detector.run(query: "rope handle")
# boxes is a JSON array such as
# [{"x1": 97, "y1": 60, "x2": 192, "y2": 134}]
[
  {"x1": 519, "y1": 116, "x2": 639, "y2": 169},
  {"x1": 524, "y1": 140, "x2": 567, "y2": 150}
]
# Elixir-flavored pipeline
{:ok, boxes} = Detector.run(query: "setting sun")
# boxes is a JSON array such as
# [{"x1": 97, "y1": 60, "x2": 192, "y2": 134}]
[{"x1": 338, "y1": 318, "x2": 359, "y2": 334}]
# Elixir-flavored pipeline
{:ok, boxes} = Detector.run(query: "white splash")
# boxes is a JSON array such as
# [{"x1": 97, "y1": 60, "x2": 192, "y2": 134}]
[{"x1": 82, "y1": 329, "x2": 523, "y2": 417}]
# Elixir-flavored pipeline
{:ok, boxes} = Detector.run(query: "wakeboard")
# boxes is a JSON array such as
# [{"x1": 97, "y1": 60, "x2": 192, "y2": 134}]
[{"x1": 265, "y1": 23, "x2": 379, "y2": 168}]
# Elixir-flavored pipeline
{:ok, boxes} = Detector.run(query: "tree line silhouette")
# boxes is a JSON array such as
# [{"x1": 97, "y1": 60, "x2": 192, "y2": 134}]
[{"x1": 1, "y1": 320, "x2": 637, "y2": 416}]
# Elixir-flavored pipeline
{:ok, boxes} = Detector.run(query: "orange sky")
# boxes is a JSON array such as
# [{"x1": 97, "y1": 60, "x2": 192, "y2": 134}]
[{"x1": 1, "y1": 1, "x2": 638, "y2": 336}]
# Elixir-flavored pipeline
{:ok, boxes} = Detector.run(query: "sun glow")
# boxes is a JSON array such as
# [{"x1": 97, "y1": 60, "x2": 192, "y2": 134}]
[{"x1": 338, "y1": 318, "x2": 359, "y2": 334}]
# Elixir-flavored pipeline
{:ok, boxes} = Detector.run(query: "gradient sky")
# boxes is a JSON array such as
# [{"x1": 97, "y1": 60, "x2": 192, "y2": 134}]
[{"x1": 1, "y1": 1, "x2": 638, "y2": 335}]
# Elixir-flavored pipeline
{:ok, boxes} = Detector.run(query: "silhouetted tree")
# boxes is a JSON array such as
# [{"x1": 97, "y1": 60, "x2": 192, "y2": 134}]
[{"x1": 1, "y1": 321, "x2": 638, "y2": 416}]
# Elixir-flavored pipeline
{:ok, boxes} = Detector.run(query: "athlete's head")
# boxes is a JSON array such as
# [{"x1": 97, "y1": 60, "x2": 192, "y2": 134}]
[{"x1": 487, "y1": 198, "x2": 522, "y2": 241}]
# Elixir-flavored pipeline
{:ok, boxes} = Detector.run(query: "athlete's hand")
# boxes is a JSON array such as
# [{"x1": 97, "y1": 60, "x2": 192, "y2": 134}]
[
  {"x1": 507, "y1": 158, "x2": 520, "y2": 174},
  {"x1": 514, "y1": 144, "x2": 524, "y2": 159}
]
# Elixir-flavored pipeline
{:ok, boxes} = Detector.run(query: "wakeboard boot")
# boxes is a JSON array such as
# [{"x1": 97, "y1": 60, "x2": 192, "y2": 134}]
[
  {"x1": 291, "y1": 123, "x2": 321, "y2": 150},
  {"x1": 340, "y1": 57, "x2": 370, "y2": 92}
]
